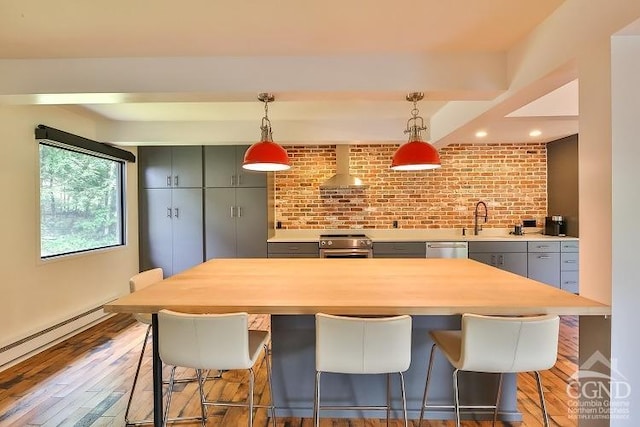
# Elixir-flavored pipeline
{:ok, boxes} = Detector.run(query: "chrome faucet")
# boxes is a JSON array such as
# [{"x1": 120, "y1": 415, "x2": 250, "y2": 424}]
[{"x1": 474, "y1": 201, "x2": 488, "y2": 235}]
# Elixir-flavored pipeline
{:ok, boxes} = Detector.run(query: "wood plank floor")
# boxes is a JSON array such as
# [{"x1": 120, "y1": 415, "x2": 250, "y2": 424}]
[{"x1": 0, "y1": 314, "x2": 578, "y2": 426}]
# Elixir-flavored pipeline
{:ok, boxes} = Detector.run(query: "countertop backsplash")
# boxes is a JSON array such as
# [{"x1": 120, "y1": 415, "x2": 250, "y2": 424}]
[{"x1": 274, "y1": 143, "x2": 547, "y2": 230}]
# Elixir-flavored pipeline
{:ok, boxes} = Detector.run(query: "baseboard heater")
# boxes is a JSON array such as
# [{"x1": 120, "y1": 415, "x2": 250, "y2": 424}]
[{"x1": 0, "y1": 305, "x2": 111, "y2": 371}]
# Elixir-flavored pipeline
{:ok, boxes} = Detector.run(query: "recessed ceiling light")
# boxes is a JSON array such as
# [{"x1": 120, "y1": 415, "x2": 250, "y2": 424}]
[
  {"x1": 475, "y1": 130, "x2": 487, "y2": 138},
  {"x1": 529, "y1": 130, "x2": 542, "y2": 137}
]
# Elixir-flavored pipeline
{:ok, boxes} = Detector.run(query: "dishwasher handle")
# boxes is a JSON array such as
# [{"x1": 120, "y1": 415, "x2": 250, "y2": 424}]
[
  {"x1": 427, "y1": 243, "x2": 468, "y2": 249},
  {"x1": 426, "y1": 242, "x2": 469, "y2": 259}
]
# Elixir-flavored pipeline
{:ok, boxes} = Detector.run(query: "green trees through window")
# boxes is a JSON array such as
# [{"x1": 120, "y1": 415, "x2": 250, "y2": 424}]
[{"x1": 39, "y1": 143, "x2": 124, "y2": 258}]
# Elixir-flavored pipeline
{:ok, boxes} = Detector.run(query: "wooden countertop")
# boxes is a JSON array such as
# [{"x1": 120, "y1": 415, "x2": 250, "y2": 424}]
[{"x1": 105, "y1": 258, "x2": 609, "y2": 316}]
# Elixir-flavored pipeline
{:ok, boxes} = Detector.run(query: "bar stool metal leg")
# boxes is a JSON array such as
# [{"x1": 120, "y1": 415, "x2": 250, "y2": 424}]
[
  {"x1": 535, "y1": 371, "x2": 551, "y2": 427},
  {"x1": 398, "y1": 371, "x2": 408, "y2": 427},
  {"x1": 453, "y1": 369, "x2": 461, "y2": 427},
  {"x1": 196, "y1": 369, "x2": 207, "y2": 427},
  {"x1": 162, "y1": 367, "x2": 177, "y2": 427},
  {"x1": 386, "y1": 373, "x2": 391, "y2": 426},
  {"x1": 418, "y1": 343, "x2": 437, "y2": 425},
  {"x1": 263, "y1": 344, "x2": 277, "y2": 427},
  {"x1": 493, "y1": 373, "x2": 504, "y2": 426},
  {"x1": 125, "y1": 324, "x2": 151, "y2": 426},
  {"x1": 313, "y1": 371, "x2": 321, "y2": 427}
]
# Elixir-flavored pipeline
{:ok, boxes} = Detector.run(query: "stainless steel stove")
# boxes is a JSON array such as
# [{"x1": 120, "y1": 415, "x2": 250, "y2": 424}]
[{"x1": 319, "y1": 233, "x2": 373, "y2": 258}]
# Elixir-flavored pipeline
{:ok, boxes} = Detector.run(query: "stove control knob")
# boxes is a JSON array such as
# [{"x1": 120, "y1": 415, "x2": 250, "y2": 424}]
[
  {"x1": 328, "y1": 240, "x2": 333, "y2": 246},
  {"x1": 320, "y1": 241, "x2": 325, "y2": 246}
]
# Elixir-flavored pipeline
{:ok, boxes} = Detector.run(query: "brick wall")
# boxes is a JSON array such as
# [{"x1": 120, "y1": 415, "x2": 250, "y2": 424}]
[{"x1": 274, "y1": 143, "x2": 547, "y2": 229}]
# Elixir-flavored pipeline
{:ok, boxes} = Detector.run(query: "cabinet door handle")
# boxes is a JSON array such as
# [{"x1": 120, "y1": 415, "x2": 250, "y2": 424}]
[
  {"x1": 490, "y1": 255, "x2": 496, "y2": 266},
  {"x1": 230, "y1": 206, "x2": 236, "y2": 218},
  {"x1": 231, "y1": 175, "x2": 236, "y2": 186},
  {"x1": 174, "y1": 175, "x2": 179, "y2": 186},
  {"x1": 498, "y1": 255, "x2": 504, "y2": 265},
  {"x1": 537, "y1": 255, "x2": 551, "y2": 259},
  {"x1": 564, "y1": 280, "x2": 578, "y2": 284},
  {"x1": 536, "y1": 245, "x2": 549, "y2": 249},
  {"x1": 174, "y1": 207, "x2": 179, "y2": 218},
  {"x1": 167, "y1": 176, "x2": 172, "y2": 187},
  {"x1": 238, "y1": 174, "x2": 243, "y2": 185},
  {"x1": 237, "y1": 206, "x2": 242, "y2": 217},
  {"x1": 167, "y1": 207, "x2": 172, "y2": 218},
  {"x1": 564, "y1": 260, "x2": 577, "y2": 264}
]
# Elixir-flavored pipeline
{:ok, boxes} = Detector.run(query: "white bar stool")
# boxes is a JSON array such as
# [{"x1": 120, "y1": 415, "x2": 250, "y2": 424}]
[
  {"x1": 418, "y1": 313, "x2": 560, "y2": 427},
  {"x1": 314, "y1": 313, "x2": 412, "y2": 427},
  {"x1": 125, "y1": 269, "x2": 213, "y2": 426},
  {"x1": 158, "y1": 309, "x2": 276, "y2": 427}
]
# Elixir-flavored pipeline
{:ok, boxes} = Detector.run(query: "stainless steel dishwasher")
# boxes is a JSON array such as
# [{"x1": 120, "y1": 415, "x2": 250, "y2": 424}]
[{"x1": 426, "y1": 241, "x2": 469, "y2": 258}]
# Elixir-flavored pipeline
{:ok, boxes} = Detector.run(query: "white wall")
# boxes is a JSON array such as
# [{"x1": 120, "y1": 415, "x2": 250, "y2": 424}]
[
  {"x1": 611, "y1": 34, "x2": 640, "y2": 426},
  {"x1": 578, "y1": 38, "x2": 612, "y2": 305},
  {"x1": 0, "y1": 104, "x2": 138, "y2": 360}
]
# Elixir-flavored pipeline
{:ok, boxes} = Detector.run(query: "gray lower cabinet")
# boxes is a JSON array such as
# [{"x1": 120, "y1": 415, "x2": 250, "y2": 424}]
[
  {"x1": 373, "y1": 241, "x2": 426, "y2": 258},
  {"x1": 268, "y1": 242, "x2": 319, "y2": 258},
  {"x1": 205, "y1": 188, "x2": 267, "y2": 258},
  {"x1": 560, "y1": 241, "x2": 579, "y2": 293},
  {"x1": 527, "y1": 242, "x2": 561, "y2": 287},
  {"x1": 204, "y1": 145, "x2": 266, "y2": 188},
  {"x1": 468, "y1": 241, "x2": 528, "y2": 276},
  {"x1": 139, "y1": 146, "x2": 202, "y2": 189},
  {"x1": 139, "y1": 188, "x2": 203, "y2": 276}
]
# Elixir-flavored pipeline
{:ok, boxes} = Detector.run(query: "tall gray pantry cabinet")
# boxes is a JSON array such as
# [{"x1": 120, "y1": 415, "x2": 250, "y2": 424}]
[
  {"x1": 204, "y1": 146, "x2": 267, "y2": 259},
  {"x1": 138, "y1": 146, "x2": 204, "y2": 276}
]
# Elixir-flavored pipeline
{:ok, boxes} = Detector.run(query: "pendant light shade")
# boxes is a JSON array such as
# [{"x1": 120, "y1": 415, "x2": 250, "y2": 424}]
[
  {"x1": 391, "y1": 140, "x2": 441, "y2": 170},
  {"x1": 243, "y1": 141, "x2": 291, "y2": 171},
  {"x1": 390, "y1": 92, "x2": 441, "y2": 171},
  {"x1": 242, "y1": 93, "x2": 291, "y2": 172}
]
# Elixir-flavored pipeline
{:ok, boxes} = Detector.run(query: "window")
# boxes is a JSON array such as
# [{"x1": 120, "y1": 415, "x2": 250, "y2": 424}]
[{"x1": 39, "y1": 141, "x2": 126, "y2": 258}]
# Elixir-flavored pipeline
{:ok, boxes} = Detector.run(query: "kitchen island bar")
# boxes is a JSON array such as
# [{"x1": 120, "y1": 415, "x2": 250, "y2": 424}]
[{"x1": 104, "y1": 258, "x2": 609, "y2": 426}]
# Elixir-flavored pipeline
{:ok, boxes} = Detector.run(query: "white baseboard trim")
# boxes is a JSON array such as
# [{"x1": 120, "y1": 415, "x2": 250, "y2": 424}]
[{"x1": 0, "y1": 306, "x2": 113, "y2": 372}]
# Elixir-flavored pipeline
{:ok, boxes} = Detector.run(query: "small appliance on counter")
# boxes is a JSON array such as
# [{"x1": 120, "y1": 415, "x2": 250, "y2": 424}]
[{"x1": 545, "y1": 216, "x2": 567, "y2": 236}]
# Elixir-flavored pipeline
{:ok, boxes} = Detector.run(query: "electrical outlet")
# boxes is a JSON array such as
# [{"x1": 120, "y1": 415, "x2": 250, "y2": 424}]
[{"x1": 392, "y1": 220, "x2": 398, "y2": 228}]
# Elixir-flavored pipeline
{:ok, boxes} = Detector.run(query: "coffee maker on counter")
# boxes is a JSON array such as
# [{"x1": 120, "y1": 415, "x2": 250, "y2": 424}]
[{"x1": 545, "y1": 216, "x2": 567, "y2": 236}]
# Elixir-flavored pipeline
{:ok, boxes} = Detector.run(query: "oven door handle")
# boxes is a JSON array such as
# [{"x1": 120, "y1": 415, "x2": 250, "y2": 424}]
[{"x1": 320, "y1": 249, "x2": 372, "y2": 258}]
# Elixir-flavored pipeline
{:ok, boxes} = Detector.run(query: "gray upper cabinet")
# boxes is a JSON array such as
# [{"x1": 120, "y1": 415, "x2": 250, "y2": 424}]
[
  {"x1": 468, "y1": 241, "x2": 528, "y2": 276},
  {"x1": 204, "y1": 145, "x2": 266, "y2": 188},
  {"x1": 138, "y1": 146, "x2": 204, "y2": 276},
  {"x1": 203, "y1": 145, "x2": 268, "y2": 259},
  {"x1": 205, "y1": 187, "x2": 268, "y2": 259},
  {"x1": 139, "y1": 188, "x2": 203, "y2": 276},
  {"x1": 139, "y1": 146, "x2": 202, "y2": 189}
]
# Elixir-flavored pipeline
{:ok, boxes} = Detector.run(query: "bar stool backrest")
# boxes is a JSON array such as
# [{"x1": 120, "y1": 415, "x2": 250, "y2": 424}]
[
  {"x1": 129, "y1": 268, "x2": 163, "y2": 325},
  {"x1": 315, "y1": 313, "x2": 412, "y2": 374},
  {"x1": 158, "y1": 310, "x2": 252, "y2": 370},
  {"x1": 459, "y1": 313, "x2": 560, "y2": 373}
]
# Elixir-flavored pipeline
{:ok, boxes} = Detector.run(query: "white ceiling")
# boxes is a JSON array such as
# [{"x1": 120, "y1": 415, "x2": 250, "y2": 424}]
[{"x1": 1, "y1": 0, "x2": 637, "y2": 147}]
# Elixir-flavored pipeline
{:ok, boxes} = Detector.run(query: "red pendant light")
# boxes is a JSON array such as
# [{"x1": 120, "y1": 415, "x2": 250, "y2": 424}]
[
  {"x1": 391, "y1": 92, "x2": 441, "y2": 171},
  {"x1": 242, "y1": 93, "x2": 291, "y2": 172}
]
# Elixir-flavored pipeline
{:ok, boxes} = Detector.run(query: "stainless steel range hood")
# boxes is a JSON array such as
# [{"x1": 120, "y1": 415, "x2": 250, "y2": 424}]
[{"x1": 320, "y1": 145, "x2": 366, "y2": 189}]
